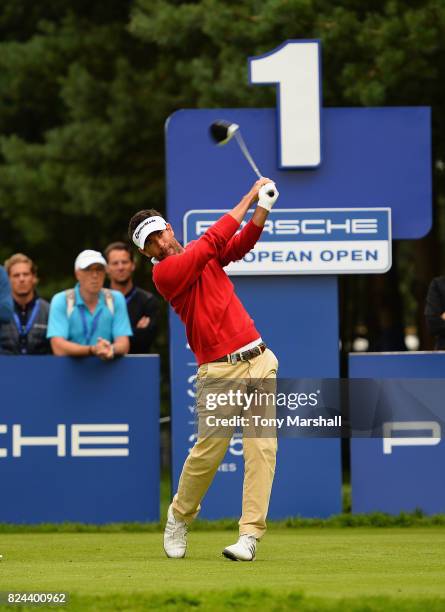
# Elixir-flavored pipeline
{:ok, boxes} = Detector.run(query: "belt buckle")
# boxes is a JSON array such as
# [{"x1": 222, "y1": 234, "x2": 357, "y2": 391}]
[{"x1": 229, "y1": 353, "x2": 238, "y2": 365}]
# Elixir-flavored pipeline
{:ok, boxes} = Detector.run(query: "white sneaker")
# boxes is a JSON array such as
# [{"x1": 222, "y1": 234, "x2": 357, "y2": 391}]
[
  {"x1": 163, "y1": 505, "x2": 187, "y2": 558},
  {"x1": 222, "y1": 534, "x2": 257, "y2": 561}
]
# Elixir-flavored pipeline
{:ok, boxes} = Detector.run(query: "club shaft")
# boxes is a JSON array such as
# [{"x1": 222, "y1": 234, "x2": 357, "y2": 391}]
[{"x1": 234, "y1": 131, "x2": 262, "y2": 179}]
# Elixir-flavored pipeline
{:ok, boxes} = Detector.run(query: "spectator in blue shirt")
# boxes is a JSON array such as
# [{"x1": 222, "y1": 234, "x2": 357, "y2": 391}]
[
  {"x1": 47, "y1": 250, "x2": 132, "y2": 359},
  {"x1": 0, "y1": 265, "x2": 13, "y2": 323}
]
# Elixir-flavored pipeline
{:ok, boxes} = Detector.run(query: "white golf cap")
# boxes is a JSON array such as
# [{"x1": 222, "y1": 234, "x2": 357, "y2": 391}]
[
  {"x1": 74, "y1": 250, "x2": 107, "y2": 270},
  {"x1": 132, "y1": 216, "x2": 167, "y2": 249}
]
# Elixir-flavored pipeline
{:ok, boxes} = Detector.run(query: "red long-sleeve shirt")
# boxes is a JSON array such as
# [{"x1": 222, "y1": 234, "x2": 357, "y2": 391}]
[{"x1": 153, "y1": 214, "x2": 262, "y2": 365}]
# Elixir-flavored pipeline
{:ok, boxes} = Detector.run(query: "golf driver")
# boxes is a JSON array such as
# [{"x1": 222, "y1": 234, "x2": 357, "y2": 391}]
[{"x1": 209, "y1": 120, "x2": 279, "y2": 210}]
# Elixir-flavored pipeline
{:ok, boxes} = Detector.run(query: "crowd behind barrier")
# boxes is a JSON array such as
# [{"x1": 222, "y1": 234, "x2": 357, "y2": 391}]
[
  {"x1": 3, "y1": 247, "x2": 445, "y2": 356},
  {"x1": 0, "y1": 244, "x2": 159, "y2": 357}
]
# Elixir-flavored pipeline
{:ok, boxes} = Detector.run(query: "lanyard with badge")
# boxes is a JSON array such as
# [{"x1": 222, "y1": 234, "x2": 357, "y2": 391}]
[
  {"x1": 13, "y1": 299, "x2": 41, "y2": 354},
  {"x1": 79, "y1": 306, "x2": 103, "y2": 345}
]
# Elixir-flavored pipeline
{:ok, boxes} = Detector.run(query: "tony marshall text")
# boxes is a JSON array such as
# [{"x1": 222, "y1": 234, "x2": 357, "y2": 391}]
[{"x1": 206, "y1": 415, "x2": 342, "y2": 428}]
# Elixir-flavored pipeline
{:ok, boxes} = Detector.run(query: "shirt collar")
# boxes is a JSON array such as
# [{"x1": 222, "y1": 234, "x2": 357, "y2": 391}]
[
  {"x1": 13, "y1": 294, "x2": 38, "y2": 313},
  {"x1": 124, "y1": 285, "x2": 136, "y2": 298},
  {"x1": 74, "y1": 283, "x2": 105, "y2": 308}
]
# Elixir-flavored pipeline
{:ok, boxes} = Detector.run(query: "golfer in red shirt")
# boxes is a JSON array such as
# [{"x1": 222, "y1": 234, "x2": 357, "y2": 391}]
[{"x1": 129, "y1": 177, "x2": 279, "y2": 561}]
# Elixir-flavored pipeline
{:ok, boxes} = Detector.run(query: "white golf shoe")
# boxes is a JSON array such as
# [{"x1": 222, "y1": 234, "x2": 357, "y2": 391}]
[
  {"x1": 222, "y1": 534, "x2": 257, "y2": 561},
  {"x1": 163, "y1": 505, "x2": 187, "y2": 558}
]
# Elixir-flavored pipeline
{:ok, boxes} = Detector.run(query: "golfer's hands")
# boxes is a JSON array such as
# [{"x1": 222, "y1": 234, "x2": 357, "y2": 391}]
[
  {"x1": 248, "y1": 177, "x2": 273, "y2": 203},
  {"x1": 250, "y1": 178, "x2": 279, "y2": 227},
  {"x1": 230, "y1": 177, "x2": 276, "y2": 224},
  {"x1": 257, "y1": 180, "x2": 279, "y2": 212}
]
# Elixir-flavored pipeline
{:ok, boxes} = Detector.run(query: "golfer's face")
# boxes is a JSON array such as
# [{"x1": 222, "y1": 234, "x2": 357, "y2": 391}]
[
  {"x1": 143, "y1": 227, "x2": 176, "y2": 260},
  {"x1": 9, "y1": 263, "x2": 37, "y2": 299},
  {"x1": 76, "y1": 264, "x2": 106, "y2": 293}
]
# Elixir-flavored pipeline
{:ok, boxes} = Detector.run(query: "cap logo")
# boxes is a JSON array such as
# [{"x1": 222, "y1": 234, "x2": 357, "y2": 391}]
[
  {"x1": 135, "y1": 218, "x2": 158, "y2": 240},
  {"x1": 132, "y1": 216, "x2": 167, "y2": 249}
]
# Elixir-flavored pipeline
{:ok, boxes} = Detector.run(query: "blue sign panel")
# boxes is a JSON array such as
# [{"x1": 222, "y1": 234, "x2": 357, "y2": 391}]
[
  {"x1": 184, "y1": 208, "x2": 391, "y2": 274},
  {"x1": 169, "y1": 273, "x2": 342, "y2": 519},
  {"x1": 0, "y1": 356, "x2": 160, "y2": 523},
  {"x1": 349, "y1": 353, "x2": 445, "y2": 514},
  {"x1": 166, "y1": 104, "x2": 430, "y2": 519}
]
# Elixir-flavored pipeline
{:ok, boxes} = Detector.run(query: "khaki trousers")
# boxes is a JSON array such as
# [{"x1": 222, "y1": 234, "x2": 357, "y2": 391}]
[{"x1": 172, "y1": 348, "x2": 278, "y2": 539}]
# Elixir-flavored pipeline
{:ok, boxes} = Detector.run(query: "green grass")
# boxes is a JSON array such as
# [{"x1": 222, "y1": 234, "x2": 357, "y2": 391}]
[
  {"x1": 1, "y1": 509, "x2": 445, "y2": 533},
  {"x1": 1, "y1": 528, "x2": 445, "y2": 610}
]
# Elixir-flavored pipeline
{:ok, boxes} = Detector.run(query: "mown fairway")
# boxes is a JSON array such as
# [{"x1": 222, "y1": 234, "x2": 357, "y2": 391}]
[{"x1": 1, "y1": 528, "x2": 445, "y2": 610}]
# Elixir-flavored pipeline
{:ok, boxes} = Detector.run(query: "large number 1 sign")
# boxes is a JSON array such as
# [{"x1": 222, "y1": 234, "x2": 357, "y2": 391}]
[{"x1": 250, "y1": 40, "x2": 321, "y2": 168}]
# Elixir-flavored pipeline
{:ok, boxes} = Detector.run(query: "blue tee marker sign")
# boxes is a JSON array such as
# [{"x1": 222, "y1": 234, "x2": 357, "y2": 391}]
[{"x1": 166, "y1": 40, "x2": 431, "y2": 518}]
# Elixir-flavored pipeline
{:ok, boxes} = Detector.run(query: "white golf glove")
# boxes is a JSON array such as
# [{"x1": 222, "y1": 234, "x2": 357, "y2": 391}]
[{"x1": 258, "y1": 182, "x2": 279, "y2": 211}]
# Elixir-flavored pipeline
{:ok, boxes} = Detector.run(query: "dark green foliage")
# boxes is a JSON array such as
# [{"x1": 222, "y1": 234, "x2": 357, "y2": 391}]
[{"x1": 0, "y1": 2, "x2": 160, "y2": 294}]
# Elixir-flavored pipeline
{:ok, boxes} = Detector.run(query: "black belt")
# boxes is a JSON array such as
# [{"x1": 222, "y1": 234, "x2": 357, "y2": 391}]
[{"x1": 212, "y1": 342, "x2": 267, "y2": 364}]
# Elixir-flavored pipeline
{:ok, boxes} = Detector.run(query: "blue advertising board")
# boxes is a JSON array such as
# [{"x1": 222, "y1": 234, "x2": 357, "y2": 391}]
[
  {"x1": 349, "y1": 353, "x2": 445, "y2": 514},
  {"x1": 0, "y1": 356, "x2": 160, "y2": 523}
]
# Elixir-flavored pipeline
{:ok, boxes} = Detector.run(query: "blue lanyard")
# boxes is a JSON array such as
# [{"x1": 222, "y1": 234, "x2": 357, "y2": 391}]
[
  {"x1": 125, "y1": 287, "x2": 136, "y2": 305},
  {"x1": 79, "y1": 306, "x2": 103, "y2": 344},
  {"x1": 13, "y1": 299, "x2": 40, "y2": 338}
]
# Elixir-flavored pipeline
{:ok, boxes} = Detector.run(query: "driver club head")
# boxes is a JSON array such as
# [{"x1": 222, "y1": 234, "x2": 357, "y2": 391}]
[{"x1": 209, "y1": 120, "x2": 239, "y2": 146}]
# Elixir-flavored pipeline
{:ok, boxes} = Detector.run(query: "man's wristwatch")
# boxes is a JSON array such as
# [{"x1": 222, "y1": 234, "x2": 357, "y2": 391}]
[{"x1": 110, "y1": 344, "x2": 115, "y2": 359}]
